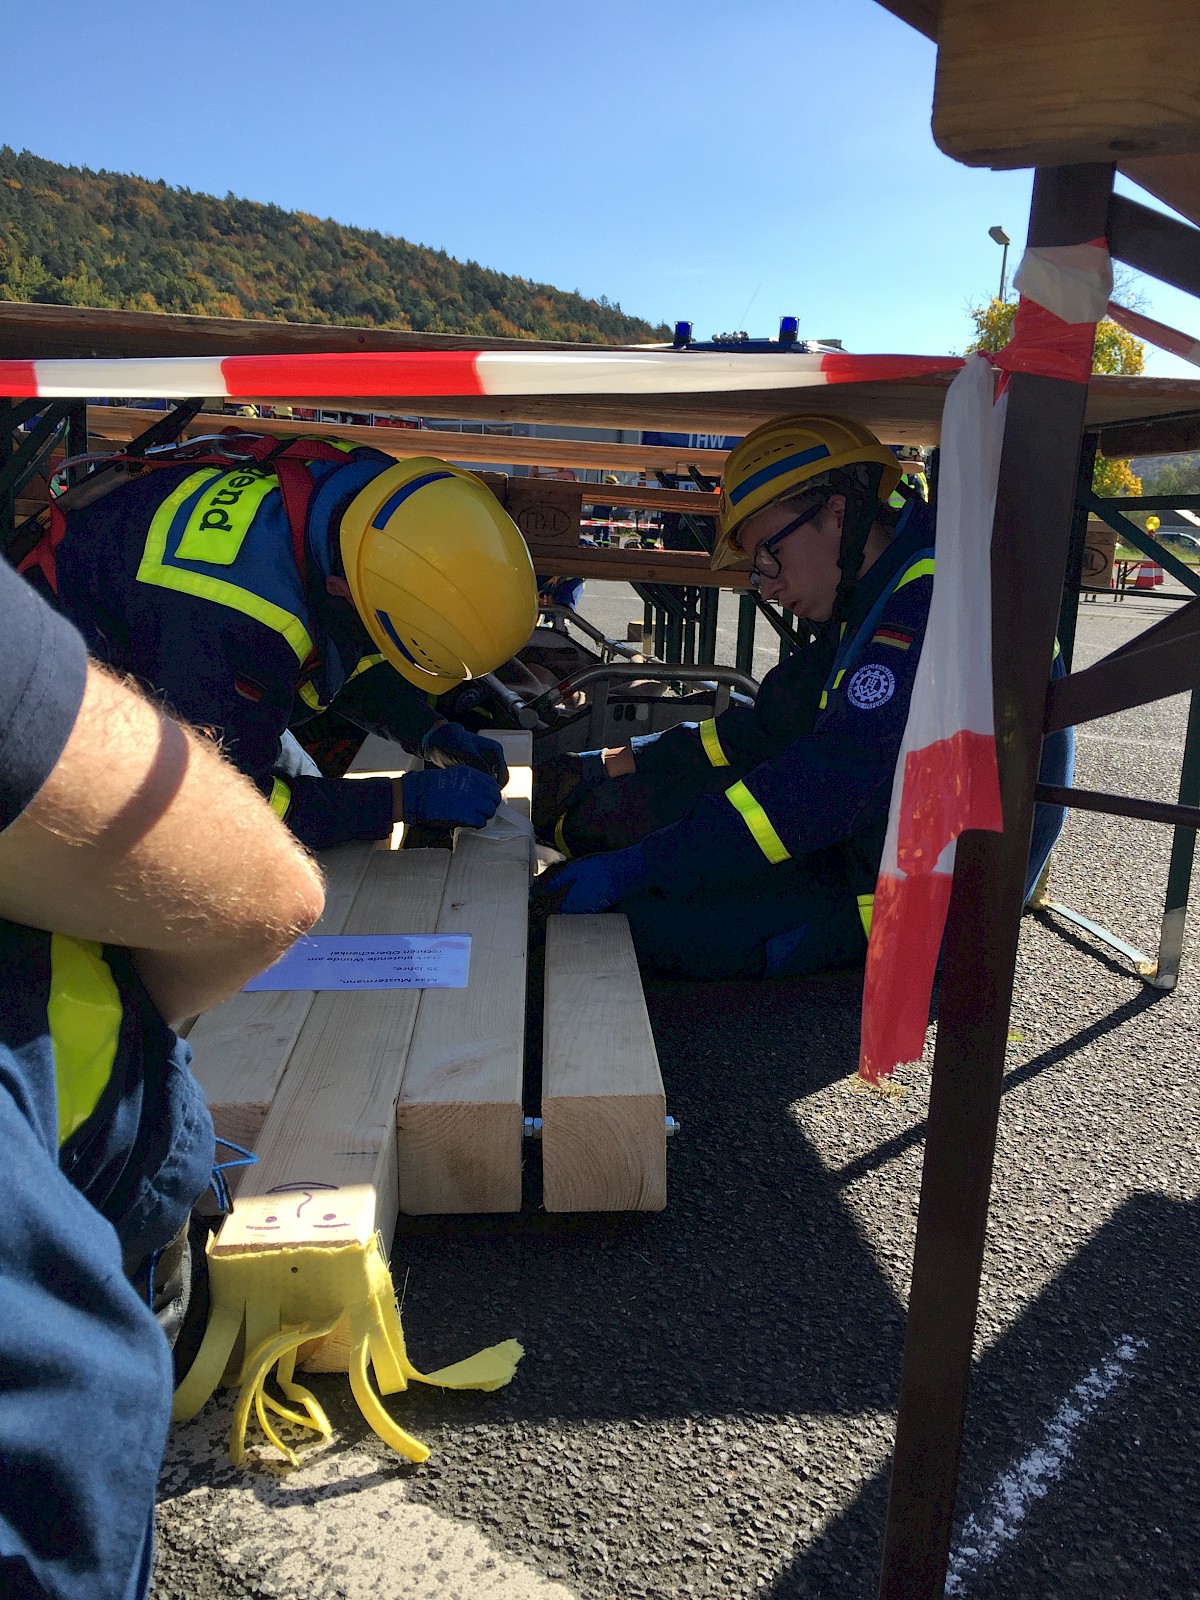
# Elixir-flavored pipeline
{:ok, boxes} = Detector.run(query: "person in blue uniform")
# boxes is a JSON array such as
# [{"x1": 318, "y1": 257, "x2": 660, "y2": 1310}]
[
  {"x1": 0, "y1": 551, "x2": 324, "y2": 1599},
  {"x1": 533, "y1": 414, "x2": 1072, "y2": 979},
  {"x1": 35, "y1": 442, "x2": 539, "y2": 851}
]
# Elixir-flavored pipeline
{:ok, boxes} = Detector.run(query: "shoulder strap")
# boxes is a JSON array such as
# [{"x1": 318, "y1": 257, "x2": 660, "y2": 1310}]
[{"x1": 237, "y1": 435, "x2": 359, "y2": 584}]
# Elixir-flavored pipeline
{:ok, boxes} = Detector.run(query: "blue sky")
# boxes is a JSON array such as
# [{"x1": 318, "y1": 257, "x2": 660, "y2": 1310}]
[{"x1": 1, "y1": 0, "x2": 1196, "y2": 375}]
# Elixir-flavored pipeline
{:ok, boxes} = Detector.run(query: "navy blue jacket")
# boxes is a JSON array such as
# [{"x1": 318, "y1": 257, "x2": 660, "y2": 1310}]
[
  {"x1": 55, "y1": 448, "x2": 441, "y2": 850},
  {"x1": 633, "y1": 500, "x2": 1071, "y2": 905}
]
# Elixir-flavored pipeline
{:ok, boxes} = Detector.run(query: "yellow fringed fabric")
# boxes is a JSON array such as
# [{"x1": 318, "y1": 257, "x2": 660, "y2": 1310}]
[{"x1": 172, "y1": 1231, "x2": 523, "y2": 1467}]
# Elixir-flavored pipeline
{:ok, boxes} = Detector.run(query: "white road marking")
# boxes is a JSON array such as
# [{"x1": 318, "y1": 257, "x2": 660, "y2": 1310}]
[{"x1": 944, "y1": 1334, "x2": 1147, "y2": 1597}]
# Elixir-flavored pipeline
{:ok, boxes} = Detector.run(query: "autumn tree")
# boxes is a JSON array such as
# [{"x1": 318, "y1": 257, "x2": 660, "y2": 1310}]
[{"x1": 964, "y1": 292, "x2": 1146, "y2": 499}]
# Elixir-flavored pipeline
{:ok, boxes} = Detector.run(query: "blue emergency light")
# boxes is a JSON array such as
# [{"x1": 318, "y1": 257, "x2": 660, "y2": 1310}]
[{"x1": 778, "y1": 316, "x2": 799, "y2": 345}]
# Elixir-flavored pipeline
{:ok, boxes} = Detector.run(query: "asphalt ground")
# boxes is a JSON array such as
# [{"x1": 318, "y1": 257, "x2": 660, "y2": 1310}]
[{"x1": 153, "y1": 584, "x2": 1200, "y2": 1600}]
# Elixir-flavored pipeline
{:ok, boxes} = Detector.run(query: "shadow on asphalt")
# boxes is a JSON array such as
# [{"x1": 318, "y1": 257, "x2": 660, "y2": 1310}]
[
  {"x1": 767, "y1": 1192, "x2": 1200, "y2": 1599},
  {"x1": 386, "y1": 961, "x2": 908, "y2": 1431},
  {"x1": 834, "y1": 984, "x2": 1164, "y2": 1190}
]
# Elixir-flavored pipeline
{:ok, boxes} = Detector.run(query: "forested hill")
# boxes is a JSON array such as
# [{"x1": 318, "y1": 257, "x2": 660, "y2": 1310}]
[{"x1": 0, "y1": 147, "x2": 669, "y2": 343}]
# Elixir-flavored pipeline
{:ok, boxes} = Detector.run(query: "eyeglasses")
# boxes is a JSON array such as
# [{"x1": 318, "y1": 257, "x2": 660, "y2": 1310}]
[{"x1": 748, "y1": 500, "x2": 825, "y2": 587}]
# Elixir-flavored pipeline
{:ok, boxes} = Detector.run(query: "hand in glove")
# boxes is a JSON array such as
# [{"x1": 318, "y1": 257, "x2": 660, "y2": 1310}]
[
  {"x1": 531, "y1": 843, "x2": 649, "y2": 915},
  {"x1": 397, "y1": 766, "x2": 501, "y2": 828},
  {"x1": 421, "y1": 721, "x2": 509, "y2": 786}
]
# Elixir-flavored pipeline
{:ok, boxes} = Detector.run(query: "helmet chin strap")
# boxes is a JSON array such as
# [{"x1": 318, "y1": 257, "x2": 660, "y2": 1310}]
[{"x1": 829, "y1": 463, "x2": 885, "y2": 631}]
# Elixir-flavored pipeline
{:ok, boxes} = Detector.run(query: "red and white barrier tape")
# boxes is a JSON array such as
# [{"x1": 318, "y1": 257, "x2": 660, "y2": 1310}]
[{"x1": 0, "y1": 347, "x2": 963, "y2": 401}]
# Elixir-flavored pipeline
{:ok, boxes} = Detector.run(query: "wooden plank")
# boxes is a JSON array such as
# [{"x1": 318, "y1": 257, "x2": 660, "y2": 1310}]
[
  {"x1": 396, "y1": 830, "x2": 528, "y2": 1215},
  {"x1": 524, "y1": 541, "x2": 752, "y2": 589},
  {"x1": 87, "y1": 406, "x2": 733, "y2": 478},
  {"x1": 541, "y1": 915, "x2": 666, "y2": 1214},
  {"x1": 213, "y1": 848, "x2": 451, "y2": 1261},
  {"x1": 933, "y1": 0, "x2": 1200, "y2": 169},
  {"x1": 186, "y1": 840, "x2": 375, "y2": 1152}
]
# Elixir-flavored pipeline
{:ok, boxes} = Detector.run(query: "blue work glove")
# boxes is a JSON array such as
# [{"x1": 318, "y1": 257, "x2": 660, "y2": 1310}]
[
  {"x1": 532, "y1": 843, "x2": 649, "y2": 915},
  {"x1": 421, "y1": 721, "x2": 509, "y2": 786},
  {"x1": 400, "y1": 766, "x2": 501, "y2": 827}
]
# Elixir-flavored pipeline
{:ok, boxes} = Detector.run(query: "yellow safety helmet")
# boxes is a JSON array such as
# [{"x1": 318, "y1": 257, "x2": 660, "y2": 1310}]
[
  {"x1": 339, "y1": 458, "x2": 538, "y2": 695},
  {"x1": 712, "y1": 414, "x2": 902, "y2": 569}
]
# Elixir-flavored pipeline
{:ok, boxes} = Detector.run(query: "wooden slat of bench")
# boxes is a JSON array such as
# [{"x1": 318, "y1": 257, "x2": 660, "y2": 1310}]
[
  {"x1": 213, "y1": 847, "x2": 451, "y2": 1260},
  {"x1": 541, "y1": 915, "x2": 666, "y2": 1213},
  {"x1": 396, "y1": 830, "x2": 528, "y2": 1215},
  {"x1": 186, "y1": 840, "x2": 376, "y2": 1152}
]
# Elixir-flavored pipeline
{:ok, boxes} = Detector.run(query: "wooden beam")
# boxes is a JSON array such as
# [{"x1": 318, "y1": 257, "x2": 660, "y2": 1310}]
[
  {"x1": 1108, "y1": 194, "x2": 1200, "y2": 302},
  {"x1": 524, "y1": 541, "x2": 751, "y2": 589},
  {"x1": 487, "y1": 729, "x2": 534, "y2": 824},
  {"x1": 1120, "y1": 152, "x2": 1200, "y2": 230},
  {"x1": 877, "y1": 160, "x2": 1116, "y2": 1600},
  {"x1": 541, "y1": 916, "x2": 666, "y2": 1213},
  {"x1": 1098, "y1": 412, "x2": 1200, "y2": 458},
  {"x1": 873, "y1": 0, "x2": 939, "y2": 41},
  {"x1": 396, "y1": 830, "x2": 529, "y2": 1215},
  {"x1": 87, "y1": 406, "x2": 731, "y2": 477},
  {"x1": 933, "y1": 0, "x2": 1200, "y2": 169},
  {"x1": 213, "y1": 848, "x2": 451, "y2": 1262},
  {"x1": 0, "y1": 300, "x2": 598, "y2": 361},
  {"x1": 345, "y1": 733, "x2": 417, "y2": 778},
  {"x1": 186, "y1": 840, "x2": 376, "y2": 1153}
]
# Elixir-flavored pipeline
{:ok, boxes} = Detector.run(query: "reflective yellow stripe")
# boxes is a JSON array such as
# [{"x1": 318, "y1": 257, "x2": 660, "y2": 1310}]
[
  {"x1": 269, "y1": 778, "x2": 292, "y2": 819},
  {"x1": 725, "y1": 779, "x2": 791, "y2": 864},
  {"x1": 175, "y1": 466, "x2": 277, "y2": 564},
  {"x1": 299, "y1": 653, "x2": 386, "y2": 714},
  {"x1": 896, "y1": 557, "x2": 935, "y2": 591},
  {"x1": 699, "y1": 717, "x2": 730, "y2": 768},
  {"x1": 138, "y1": 472, "x2": 316, "y2": 665},
  {"x1": 553, "y1": 811, "x2": 572, "y2": 861},
  {"x1": 857, "y1": 894, "x2": 874, "y2": 938},
  {"x1": 818, "y1": 669, "x2": 846, "y2": 711},
  {"x1": 48, "y1": 935, "x2": 122, "y2": 1147},
  {"x1": 348, "y1": 652, "x2": 386, "y2": 682}
]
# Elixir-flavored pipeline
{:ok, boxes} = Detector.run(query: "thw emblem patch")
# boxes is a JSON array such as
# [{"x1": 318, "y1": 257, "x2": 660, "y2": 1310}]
[{"x1": 847, "y1": 663, "x2": 896, "y2": 711}]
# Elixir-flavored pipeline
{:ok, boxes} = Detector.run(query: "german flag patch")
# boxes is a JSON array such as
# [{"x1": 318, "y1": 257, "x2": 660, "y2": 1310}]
[{"x1": 871, "y1": 625, "x2": 914, "y2": 651}]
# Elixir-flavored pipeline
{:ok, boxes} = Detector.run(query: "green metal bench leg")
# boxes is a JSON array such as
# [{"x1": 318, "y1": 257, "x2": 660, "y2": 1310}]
[{"x1": 1041, "y1": 687, "x2": 1199, "y2": 989}]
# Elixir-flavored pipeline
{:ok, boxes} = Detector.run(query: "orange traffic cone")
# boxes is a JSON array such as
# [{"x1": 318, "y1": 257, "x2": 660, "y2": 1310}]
[{"x1": 1134, "y1": 559, "x2": 1165, "y2": 588}]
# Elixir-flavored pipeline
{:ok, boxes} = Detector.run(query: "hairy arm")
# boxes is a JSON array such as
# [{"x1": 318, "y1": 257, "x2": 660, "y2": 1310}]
[{"x1": 0, "y1": 663, "x2": 325, "y2": 1021}]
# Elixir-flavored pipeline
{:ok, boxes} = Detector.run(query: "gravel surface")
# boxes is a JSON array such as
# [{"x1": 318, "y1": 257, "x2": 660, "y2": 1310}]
[{"x1": 154, "y1": 590, "x2": 1200, "y2": 1600}]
